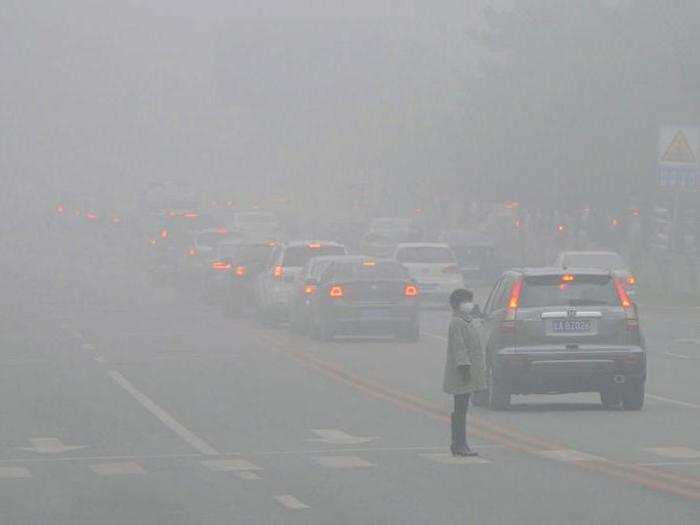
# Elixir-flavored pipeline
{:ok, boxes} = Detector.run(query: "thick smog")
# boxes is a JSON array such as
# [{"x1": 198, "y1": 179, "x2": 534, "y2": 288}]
[{"x1": 2, "y1": 1, "x2": 700, "y2": 523}]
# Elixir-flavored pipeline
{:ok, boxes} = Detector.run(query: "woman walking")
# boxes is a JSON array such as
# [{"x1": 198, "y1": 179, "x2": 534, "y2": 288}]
[{"x1": 443, "y1": 289, "x2": 487, "y2": 456}]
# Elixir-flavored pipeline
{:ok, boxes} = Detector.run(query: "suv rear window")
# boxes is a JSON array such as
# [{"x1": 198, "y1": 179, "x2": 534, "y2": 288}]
[
  {"x1": 282, "y1": 245, "x2": 346, "y2": 267},
  {"x1": 520, "y1": 275, "x2": 619, "y2": 307},
  {"x1": 396, "y1": 247, "x2": 455, "y2": 264},
  {"x1": 333, "y1": 261, "x2": 409, "y2": 280}
]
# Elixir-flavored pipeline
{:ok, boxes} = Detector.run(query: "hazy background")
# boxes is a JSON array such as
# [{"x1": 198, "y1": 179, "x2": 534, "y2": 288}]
[{"x1": 2, "y1": 1, "x2": 699, "y2": 222}]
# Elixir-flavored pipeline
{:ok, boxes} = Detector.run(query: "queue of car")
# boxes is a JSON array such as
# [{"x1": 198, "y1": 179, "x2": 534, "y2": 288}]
[{"x1": 137, "y1": 205, "x2": 646, "y2": 411}]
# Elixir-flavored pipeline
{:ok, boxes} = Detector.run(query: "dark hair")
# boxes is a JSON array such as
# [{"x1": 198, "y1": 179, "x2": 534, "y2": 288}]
[{"x1": 449, "y1": 288, "x2": 473, "y2": 310}]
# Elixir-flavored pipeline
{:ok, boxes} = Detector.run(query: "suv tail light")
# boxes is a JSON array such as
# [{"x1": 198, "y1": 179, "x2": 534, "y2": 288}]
[
  {"x1": 404, "y1": 284, "x2": 419, "y2": 297},
  {"x1": 329, "y1": 285, "x2": 344, "y2": 298},
  {"x1": 234, "y1": 265, "x2": 246, "y2": 277},
  {"x1": 501, "y1": 278, "x2": 523, "y2": 333},
  {"x1": 273, "y1": 265, "x2": 284, "y2": 278},
  {"x1": 442, "y1": 265, "x2": 460, "y2": 274},
  {"x1": 304, "y1": 284, "x2": 317, "y2": 295},
  {"x1": 211, "y1": 260, "x2": 231, "y2": 270},
  {"x1": 614, "y1": 278, "x2": 638, "y2": 331}
]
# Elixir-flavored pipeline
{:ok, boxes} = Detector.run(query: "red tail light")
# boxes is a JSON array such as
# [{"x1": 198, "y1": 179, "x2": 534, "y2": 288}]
[
  {"x1": 160, "y1": 228, "x2": 168, "y2": 239},
  {"x1": 308, "y1": 242, "x2": 322, "y2": 249},
  {"x1": 188, "y1": 247, "x2": 197, "y2": 257},
  {"x1": 627, "y1": 275, "x2": 636, "y2": 286},
  {"x1": 86, "y1": 212, "x2": 98, "y2": 221},
  {"x1": 234, "y1": 265, "x2": 246, "y2": 277},
  {"x1": 304, "y1": 284, "x2": 317, "y2": 295},
  {"x1": 329, "y1": 285, "x2": 344, "y2": 298},
  {"x1": 56, "y1": 204, "x2": 65, "y2": 214},
  {"x1": 404, "y1": 284, "x2": 419, "y2": 297},
  {"x1": 273, "y1": 265, "x2": 284, "y2": 278},
  {"x1": 211, "y1": 260, "x2": 231, "y2": 270},
  {"x1": 501, "y1": 278, "x2": 523, "y2": 332},
  {"x1": 184, "y1": 212, "x2": 199, "y2": 219},
  {"x1": 215, "y1": 227, "x2": 229, "y2": 235},
  {"x1": 442, "y1": 265, "x2": 460, "y2": 274},
  {"x1": 614, "y1": 278, "x2": 638, "y2": 330}
]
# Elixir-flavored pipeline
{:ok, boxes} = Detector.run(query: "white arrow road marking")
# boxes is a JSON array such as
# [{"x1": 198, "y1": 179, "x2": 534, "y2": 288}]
[
  {"x1": 275, "y1": 495, "x2": 309, "y2": 510},
  {"x1": 307, "y1": 429, "x2": 379, "y2": 446},
  {"x1": 20, "y1": 438, "x2": 87, "y2": 455},
  {"x1": 108, "y1": 370, "x2": 219, "y2": 456},
  {"x1": 0, "y1": 466, "x2": 32, "y2": 479}
]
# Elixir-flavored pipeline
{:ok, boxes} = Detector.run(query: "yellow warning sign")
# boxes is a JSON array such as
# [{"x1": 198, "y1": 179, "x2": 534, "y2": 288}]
[{"x1": 662, "y1": 130, "x2": 696, "y2": 163}]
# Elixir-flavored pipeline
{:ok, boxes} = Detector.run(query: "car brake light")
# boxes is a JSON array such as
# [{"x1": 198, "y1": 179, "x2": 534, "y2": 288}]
[
  {"x1": 304, "y1": 284, "x2": 317, "y2": 295},
  {"x1": 184, "y1": 212, "x2": 199, "y2": 219},
  {"x1": 442, "y1": 265, "x2": 460, "y2": 274},
  {"x1": 234, "y1": 265, "x2": 246, "y2": 277},
  {"x1": 627, "y1": 275, "x2": 636, "y2": 286},
  {"x1": 86, "y1": 212, "x2": 98, "y2": 221},
  {"x1": 273, "y1": 265, "x2": 284, "y2": 278},
  {"x1": 329, "y1": 285, "x2": 344, "y2": 298},
  {"x1": 160, "y1": 228, "x2": 168, "y2": 239},
  {"x1": 211, "y1": 260, "x2": 231, "y2": 270},
  {"x1": 501, "y1": 278, "x2": 523, "y2": 332},
  {"x1": 561, "y1": 273, "x2": 575, "y2": 282},
  {"x1": 404, "y1": 284, "x2": 419, "y2": 297},
  {"x1": 56, "y1": 204, "x2": 65, "y2": 214},
  {"x1": 556, "y1": 224, "x2": 567, "y2": 233},
  {"x1": 614, "y1": 278, "x2": 638, "y2": 330},
  {"x1": 362, "y1": 260, "x2": 376, "y2": 267},
  {"x1": 308, "y1": 243, "x2": 322, "y2": 249},
  {"x1": 188, "y1": 247, "x2": 197, "y2": 256},
  {"x1": 215, "y1": 227, "x2": 229, "y2": 235}
]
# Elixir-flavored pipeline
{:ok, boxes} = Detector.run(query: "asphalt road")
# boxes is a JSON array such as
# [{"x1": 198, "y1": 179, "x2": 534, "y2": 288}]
[{"x1": 1, "y1": 226, "x2": 699, "y2": 524}]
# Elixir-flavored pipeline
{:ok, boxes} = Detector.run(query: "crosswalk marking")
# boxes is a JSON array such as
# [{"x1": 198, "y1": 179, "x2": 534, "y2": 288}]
[
  {"x1": 236, "y1": 471, "x2": 261, "y2": 480},
  {"x1": 314, "y1": 455, "x2": 374, "y2": 468},
  {"x1": 0, "y1": 466, "x2": 32, "y2": 479},
  {"x1": 420, "y1": 453, "x2": 490, "y2": 465},
  {"x1": 538, "y1": 449, "x2": 606, "y2": 462},
  {"x1": 275, "y1": 495, "x2": 309, "y2": 510},
  {"x1": 645, "y1": 447, "x2": 700, "y2": 459},
  {"x1": 90, "y1": 462, "x2": 146, "y2": 475},
  {"x1": 308, "y1": 429, "x2": 378, "y2": 445},
  {"x1": 201, "y1": 458, "x2": 261, "y2": 472}
]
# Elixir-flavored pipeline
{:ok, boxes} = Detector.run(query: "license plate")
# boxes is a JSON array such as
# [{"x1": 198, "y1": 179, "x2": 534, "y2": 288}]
[{"x1": 550, "y1": 319, "x2": 593, "y2": 334}]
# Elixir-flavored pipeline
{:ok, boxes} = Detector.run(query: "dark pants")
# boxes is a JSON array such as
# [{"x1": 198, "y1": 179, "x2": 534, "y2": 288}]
[{"x1": 454, "y1": 393, "x2": 470, "y2": 415}]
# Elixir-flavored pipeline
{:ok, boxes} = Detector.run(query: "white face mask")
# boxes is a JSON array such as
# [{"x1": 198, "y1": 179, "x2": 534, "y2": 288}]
[{"x1": 459, "y1": 302, "x2": 474, "y2": 314}]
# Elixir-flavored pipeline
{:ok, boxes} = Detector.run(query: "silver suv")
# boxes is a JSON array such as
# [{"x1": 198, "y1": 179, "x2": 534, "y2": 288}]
[{"x1": 473, "y1": 268, "x2": 646, "y2": 410}]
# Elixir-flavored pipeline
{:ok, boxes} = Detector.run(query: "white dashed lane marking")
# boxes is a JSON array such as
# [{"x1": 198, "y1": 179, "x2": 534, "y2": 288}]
[
  {"x1": 421, "y1": 453, "x2": 491, "y2": 465},
  {"x1": 201, "y1": 458, "x2": 261, "y2": 472},
  {"x1": 0, "y1": 466, "x2": 32, "y2": 479},
  {"x1": 108, "y1": 370, "x2": 220, "y2": 456},
  {"x1": 314, "y1": 455, "x2": 374, "y2": 469},
  {"x1": 537, "y1": 449, "x2": 606, "y2": 462},
  {"x1": 275, "y1": 495, "x2": 310, "y2": 510},
  {"x1": 89, "y1": 462, "x2": 146, "y2": 475},
  {"x1": 647, "y1": 394, "x2": 700, "y2": 409},
  {"x1": 235, "y1": 471, "x2": 261, "y2": 480},
  {"x1": 645, "y1": 447, "x2": 700, "y2": 459}
]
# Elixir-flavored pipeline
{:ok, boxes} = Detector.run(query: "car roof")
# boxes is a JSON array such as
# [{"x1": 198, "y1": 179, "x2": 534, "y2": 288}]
[
  {"x1": 283, "y1": 240, "x2": 344, "y2": 248},
  {"x1": 559, "y1": 250, "x2": 621, "y2": 256},
  {"x1": 512, "y1": 267, "x2": 612, "y2": 277},
  {"x1": 395, "y1": 242, "x2": 450, "y2": 249},
  {"x1": 309, "y1": 255, "x2": 364, "y2": 263}
]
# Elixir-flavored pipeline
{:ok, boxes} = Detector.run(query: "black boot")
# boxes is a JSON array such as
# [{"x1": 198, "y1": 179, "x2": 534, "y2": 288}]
[
  {"x1": 452, "y1": 411, "x2": 478, "y2": 457},
  {"x1": 450, "y1": 412, "x2": 459, "y2": 456}
]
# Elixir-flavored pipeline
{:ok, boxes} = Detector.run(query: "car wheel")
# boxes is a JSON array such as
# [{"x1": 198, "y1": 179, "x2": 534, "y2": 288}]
[
  {"x1": 621, "y1": 381, "x2": 645, "y2": 411},
  {"x1": 600, "y1": 389, "x2": 621, "y2": 408},
  {"x1": 488, "y1": 367, "x2": 510, "y2": 411}
]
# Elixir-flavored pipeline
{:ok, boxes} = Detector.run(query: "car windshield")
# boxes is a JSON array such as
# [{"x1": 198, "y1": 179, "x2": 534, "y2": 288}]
[
  {"x1": 520, "y1": 275, "x2": 619, "y2": 307},
  {"x1": 562, "y1": 252, "x2": 625, "y2": 269},
  {"x1": 396, "y1": 247, "x2": 455, "y2": 264},
  {"x1": 282, "y1": 245, "x2": 346, "y2": 267}
]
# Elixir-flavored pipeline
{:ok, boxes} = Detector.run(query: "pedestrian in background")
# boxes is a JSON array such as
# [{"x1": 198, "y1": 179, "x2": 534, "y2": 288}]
[{"x1": 443, "y1": 289, "x2": 487, "y2": 456}]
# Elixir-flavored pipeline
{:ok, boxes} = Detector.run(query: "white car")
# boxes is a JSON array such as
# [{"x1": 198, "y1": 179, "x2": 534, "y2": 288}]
[
  {"x1": 393, "y1": 243, "x2": 464, "y2": 302},
  {"x1": 255, "y1": 241, "x2": 348, "y2": 324}
]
